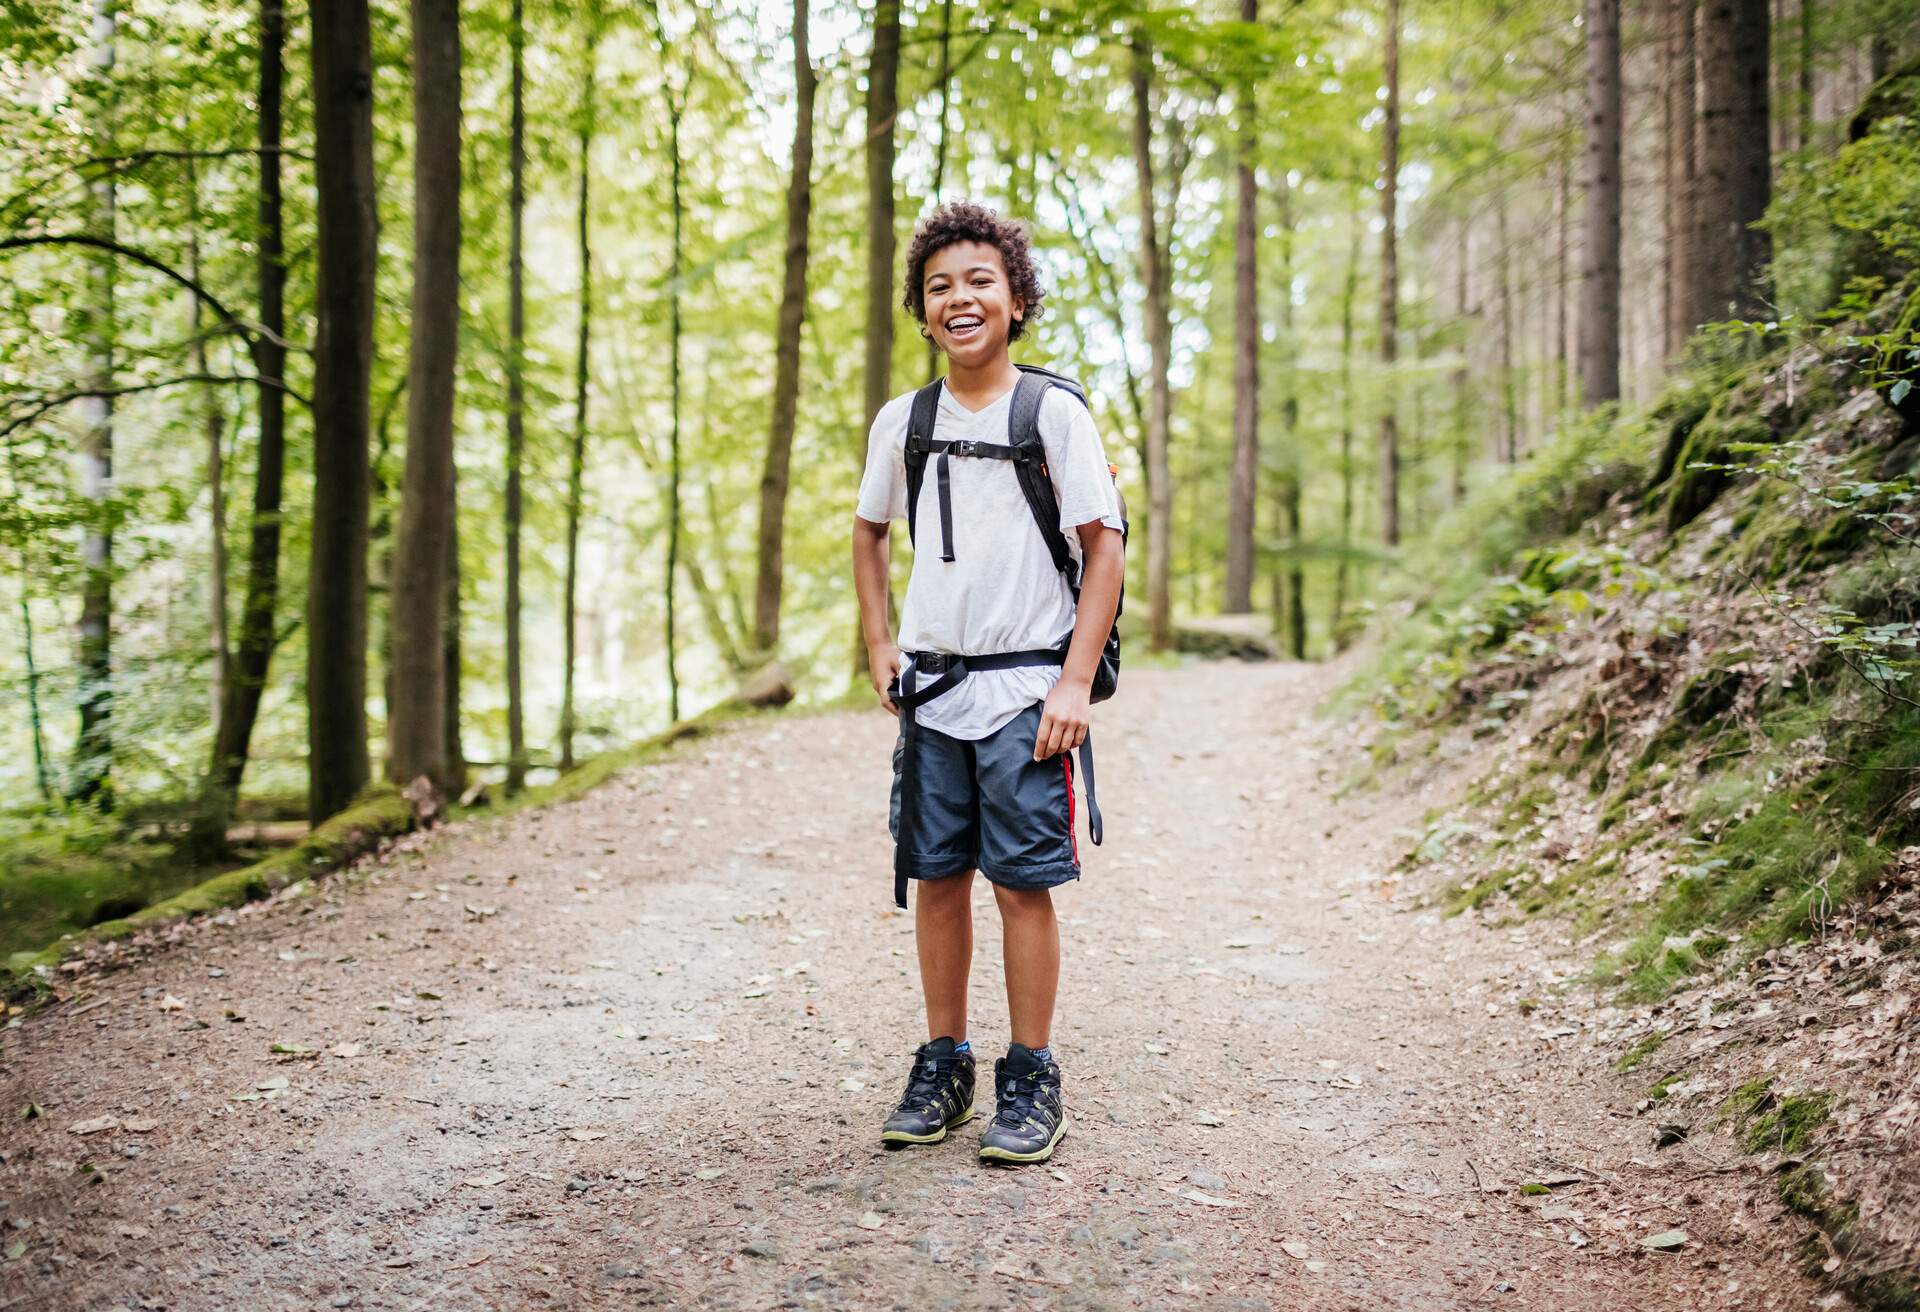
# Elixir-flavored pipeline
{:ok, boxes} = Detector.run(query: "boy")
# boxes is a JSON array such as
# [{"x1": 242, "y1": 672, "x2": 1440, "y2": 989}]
[{"x1": 851, "y1": 200, "x2": 1125, "y2": 1165}]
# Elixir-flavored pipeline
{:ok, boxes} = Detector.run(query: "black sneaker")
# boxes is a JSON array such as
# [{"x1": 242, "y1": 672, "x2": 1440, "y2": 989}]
[
  {"x1": 979, "y1": 1043, "x2": 1066, "y2": 1164},
  {"x1": 880, "y1": 1037, "x2": 976, "y2": 1147}
]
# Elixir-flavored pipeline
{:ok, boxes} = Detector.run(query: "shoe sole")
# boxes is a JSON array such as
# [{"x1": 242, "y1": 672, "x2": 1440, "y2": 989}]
[
  {"x1": 880, "y1": 1102, "x2": 976, "y2": 1147},
  {"x1": 978, "y1": 1116, "x2": 1067, "y2": 1165}
]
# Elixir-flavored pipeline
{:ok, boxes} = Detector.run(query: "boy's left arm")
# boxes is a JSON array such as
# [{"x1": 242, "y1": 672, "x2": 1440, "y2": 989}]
[{"x1": 1032, "y1": 521, "x2": 1125, "y2": 762}]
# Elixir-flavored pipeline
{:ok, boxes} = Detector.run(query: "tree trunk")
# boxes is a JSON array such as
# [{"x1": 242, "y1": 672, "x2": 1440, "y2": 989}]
[
  {"x1": 666, "y1": 100, "x2": 685, "y2": 725},
  {"x1": 1452, "y1": 221, "x2": 1472, "y2": 502},
  {"x1": 71, "y1": 0, "x2": 116, "y2": 806},
  {"x1": 1224, "y1": 0, "x2": 1260, "y2": 616},
  {"x1": 863, "y1": 0, "x2": 899, "y2": 445},
  {"x1": 1377, "y1": 0, "x2": 1402, "y2": 546},
  {"x1": 1579, "y1": 0, "x2": 1623, "y2": 407},
  {"x1": 1665, "y1": 0, "x2": 1699, "y2": 354},
  {"x1": 1497, "y1": 195, "x2": 1518, "y2": 461},
  {"x1": 752, "y1": 0, "x2": 814, "y2": 659},
  {"x1": 1696, "y1": 0, "x2": 1771, "y2": 320},
  {"x1": 307, "y1": 0, "x2": 375, "y2": 823},
  {"x1": 5, "y1": 443, "x2": 53, "y2": 804},
  {"x1": 388, "y1": 0, "x2": 461, "y2": 794},
  {"x1": 1275, "y1": 173, "x2": 1305, "y2": 659},
  {"x1": 444, "y1": 464, "x2": 465, "y2": 791},
  {"x1": 560, "y1": 10, "x2": 596, "y2": 774},
  {"x1": 857, "y1": 0, "x2": 899, "y2": 680},
  {"x1": 504, "y1": 0, "x2": 528, "y2": 793},
  {"x1": 1797, "y1": 0, "x2": 1813, "y2": 148},
  {"x1": 926, "y1": 0, "x2": 954, "y2": 383},
  {"x1": 1333, "y1": 209, "x2": 1360, "y2": 634},
  {"x1": 197, "y1": 0, "x2": 288, "y2": 847},
  {"x1": 186, "y1": 161, "x2": 229, "y2": 729},
  {"x1": 1554, "y1": 103, "x2": 1572, "y2": 408},
  {"x1": 1130, "y1": 36, "x2": 1176, "y2": 651}
]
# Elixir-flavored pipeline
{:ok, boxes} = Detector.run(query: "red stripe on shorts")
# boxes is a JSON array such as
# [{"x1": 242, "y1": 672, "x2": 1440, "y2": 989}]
[{"x1": 1064, "y1": 753, "x2": 1079, "y2": 865}]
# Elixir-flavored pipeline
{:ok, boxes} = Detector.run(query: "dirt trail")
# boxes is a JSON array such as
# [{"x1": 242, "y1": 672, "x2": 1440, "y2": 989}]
[{"x1": 1, "y1": 664, "x2": 1822, "y2": 1311}]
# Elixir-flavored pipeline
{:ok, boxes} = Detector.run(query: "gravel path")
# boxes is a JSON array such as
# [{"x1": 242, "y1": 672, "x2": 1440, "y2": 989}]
[{"x1": 1, "y1": 663, "x2": 1822, "y2": 1310}]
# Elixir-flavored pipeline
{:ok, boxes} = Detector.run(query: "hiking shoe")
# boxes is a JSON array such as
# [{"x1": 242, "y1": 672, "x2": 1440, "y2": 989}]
[
  {"x1": 979, "y1": 1043, "x2": 1066, "y2": 1164},
  {"x1": 880, "y1": 1037, "x2": 976, "y2": 1147}
]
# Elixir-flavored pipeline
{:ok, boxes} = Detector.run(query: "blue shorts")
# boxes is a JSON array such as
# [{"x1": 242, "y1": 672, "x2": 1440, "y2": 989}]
[{"x1": 890, "y1": 701, "x2": 1081, "y2": 890}]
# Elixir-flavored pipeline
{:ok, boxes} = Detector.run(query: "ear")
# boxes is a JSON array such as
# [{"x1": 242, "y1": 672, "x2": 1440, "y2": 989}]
[{"x1": 1011, "y1": 296, "x2": 1025, "y2": 325}]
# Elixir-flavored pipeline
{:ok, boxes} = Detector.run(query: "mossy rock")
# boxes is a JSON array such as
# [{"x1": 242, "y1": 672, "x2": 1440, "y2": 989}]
[{"x1": 1663, "y1": 410, "x2": 1776, "y2": 533}]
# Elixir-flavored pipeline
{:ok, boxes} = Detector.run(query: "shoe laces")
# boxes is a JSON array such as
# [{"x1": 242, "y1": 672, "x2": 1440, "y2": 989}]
[
  {"x1": 902, "y1": 1051, "x2": 962, "y2": 1110},
  {"x1": 994, "y1": 1067, "x2": 1046, "y2": 1128}
]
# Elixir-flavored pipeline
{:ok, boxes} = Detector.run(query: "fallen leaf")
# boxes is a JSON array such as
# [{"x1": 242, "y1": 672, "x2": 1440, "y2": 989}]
[
  {"x1": 565, "y1": 1128, "x2": 606, "y2": 1142},
  {"x1": 256, "y1": 1075, "x2": 290, "y2": 1092},
  {"x1": 694, "y1": 1167, "x2": 726, "y2": 1181},
  {"x1": 1192, "y1": 1110, "x2": 1227, "y2": 1127},
  {"x1": 1280, "y1": 1240, "x2": 1311, "y2": 1260},
  {"x1": 157, "y1": 995, "x2": 186, "y2": 1012},
  {"x1": 20, "y1": 1103, "x2": 40, "y2": 1121},
  {"x1": 270, "y1": 1042, "x2": 312, "y2": 1055},
  {"x1": 857, "y1": 1211, "x2": 885, "y2": 1230},
  {"x1": 463, "y1": 1172, "x2": 509, "y2": 1188},
  {"x1": 837, "y1": 1077, "x2": 865, "y2": 1092},
  {"x1": 4, "y1": 1239, "x2": 23, "y2": 1261},
  {"x1": 121, "y1": 1116, "x2": 158, "y2": 1133},
  {"x1": 330, "y1": 1042, "x2": 363, "y2": 1059},
  {"x1": 68, "y1": 1115, "x2": 118, "y2": 1135},
  {"x1": 1641, "y1": 1229, "x2": 1689, "y2": 1251}
]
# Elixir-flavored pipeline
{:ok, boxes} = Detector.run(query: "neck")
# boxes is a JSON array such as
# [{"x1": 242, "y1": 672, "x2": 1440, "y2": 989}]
[{"x1": 944, "y1": 351, "x2": 1020, "y2": 402}]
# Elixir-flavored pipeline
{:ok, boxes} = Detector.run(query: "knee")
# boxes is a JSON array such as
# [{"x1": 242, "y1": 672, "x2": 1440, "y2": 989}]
[{"x1": 992, "y1": 883, "x2": 1055, "y2": 919}]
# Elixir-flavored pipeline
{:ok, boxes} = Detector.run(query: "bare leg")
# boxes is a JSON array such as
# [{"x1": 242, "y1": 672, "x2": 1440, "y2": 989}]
[
  {"x1": 916, "y1": 870, "x2": 975, "y2": 1042},
  {"x1": 993, "y1": 884, "x2": 1059, "y2": 1050}
]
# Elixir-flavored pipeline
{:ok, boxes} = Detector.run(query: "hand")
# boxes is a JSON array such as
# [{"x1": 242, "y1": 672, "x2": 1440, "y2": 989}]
[
  {"x1": 869, "y1": 641, "x2": 902, "y2": 714},
  {"x1": 1034, "y1": 677, "x2": 1091, "y2": 761}
]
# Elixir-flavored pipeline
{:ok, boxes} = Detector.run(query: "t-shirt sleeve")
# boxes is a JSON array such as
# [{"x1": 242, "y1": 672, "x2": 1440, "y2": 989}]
[
  {"x1": 1040, "y1": 389, "x2": 1125, "y2": 535},
  {"x1": 855, "y1": 396, "x2": 909, "y2": 523}
]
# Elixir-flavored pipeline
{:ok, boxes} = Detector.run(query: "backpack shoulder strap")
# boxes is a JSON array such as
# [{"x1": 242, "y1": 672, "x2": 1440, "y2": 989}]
[
  {"x1": 1007, "y1": 370, "x2": 1082, "y2": 584},
  {"x1": 902, "y1": 379, "x2": 943, "y2": 548}
]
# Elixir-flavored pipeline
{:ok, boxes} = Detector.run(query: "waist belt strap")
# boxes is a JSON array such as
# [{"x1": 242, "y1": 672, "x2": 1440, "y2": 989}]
[{"x1": 892, "y1": 646, "x2": 1104, "y2": 909}]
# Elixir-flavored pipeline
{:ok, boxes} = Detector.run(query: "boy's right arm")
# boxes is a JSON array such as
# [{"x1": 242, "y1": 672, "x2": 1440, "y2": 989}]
[{"x1": 851, "y1": 515, "x2": 901, "y2": 713}]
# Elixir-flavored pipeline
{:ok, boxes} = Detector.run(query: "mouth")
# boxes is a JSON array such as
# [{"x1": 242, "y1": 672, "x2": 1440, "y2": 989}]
[{"x1": 943, "y1": 314, "x2": 984, "y2": 342}]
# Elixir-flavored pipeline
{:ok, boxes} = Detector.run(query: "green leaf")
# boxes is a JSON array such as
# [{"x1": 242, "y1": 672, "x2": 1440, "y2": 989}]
[{"x1": 1891, "y1": 378, "x2": 1912, "y2": 405}]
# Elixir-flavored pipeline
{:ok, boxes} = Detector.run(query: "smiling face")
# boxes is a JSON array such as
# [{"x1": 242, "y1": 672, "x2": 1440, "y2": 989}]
[{"x1": 922, "y1": 241, "x2": 1026, "y2": 369}]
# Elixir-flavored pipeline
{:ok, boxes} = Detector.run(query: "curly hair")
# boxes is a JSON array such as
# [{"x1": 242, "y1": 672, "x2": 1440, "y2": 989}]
[{"x1": 902, "y1": 200, "x2": 1047, "y2": 343}]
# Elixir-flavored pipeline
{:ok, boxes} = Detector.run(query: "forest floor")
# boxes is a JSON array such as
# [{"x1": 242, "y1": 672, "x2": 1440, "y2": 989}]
[{"x1": 0, "y1": 663, "x2": 1833, "y2": 1311}]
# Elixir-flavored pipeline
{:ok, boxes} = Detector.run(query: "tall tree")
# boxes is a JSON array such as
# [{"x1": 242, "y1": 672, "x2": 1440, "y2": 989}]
[
  {"x1": 1695, "y1": 0, "x2": 1771, "y2": 319},
  {"x1": 1274, "y1": 173, "x2": 1306, "y2": 658},
  {"x1": 559, "y1": 7, "x2": 598, "y2": 773},
  {"x1": 751, "y1": 0, "x2": 815, "y2": 660},
  {"x1": 197, "y1": 0, "x2": 290, "y2": 848},
  {"x1": 1663, "y1": 0, "x2": 1698, "y2": 354},
  {"x1": 1378, "y1": 0, "x2": 1402, "y2": 546},
  {"x1": 1579, "y1": 0, "x2": 1623, "y2": 406},
  {"x1": 665, "y1": 89, "x2": 686, "y2": 725},
  {"x1": 1333, "y1": 208, "x2": 1360, "y2": 633},
  {"x1": 926, "y1": 0, "x2": 954, "y2": 383},
  {"x1": 863, "y1": 0, "x2": 900, "y2": 442},
  {"x1": 1224, "y1": 0, "x2": 1260, "y2": 616},
  {"x1": 857, "y1": 0, "x2": 899, "y2": 680},
  {"x1": 1130, "y1": 35, "x2": 1176, "y2": 651},
  {"x1": 504, "y1": 0, "x2": 529, "y2": 792},
  {"x1": 71, "y1": 0, "x2": 116, "y2": 805},
  {"x1": 307, "y1": 0, "x2": 376, "y2": 823},
  {"x1": 388, "y1": 0, "x2": 461, "y2": 793}
]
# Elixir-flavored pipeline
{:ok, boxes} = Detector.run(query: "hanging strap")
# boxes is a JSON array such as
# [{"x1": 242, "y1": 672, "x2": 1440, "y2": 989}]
[{"x1": 892, "y1": 644, "x2": 1104, "y2": 910}]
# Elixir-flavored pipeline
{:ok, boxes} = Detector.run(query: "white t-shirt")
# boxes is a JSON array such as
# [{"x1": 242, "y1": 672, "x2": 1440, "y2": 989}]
[{"x1": 855, "y1": 379, "x2": 1125, "y2": 741}]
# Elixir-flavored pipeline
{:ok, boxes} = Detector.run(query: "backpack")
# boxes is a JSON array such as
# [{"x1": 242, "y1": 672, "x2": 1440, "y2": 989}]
[{"x1": 901, "y1": 363, "x2": 1128, "y2": 700}]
